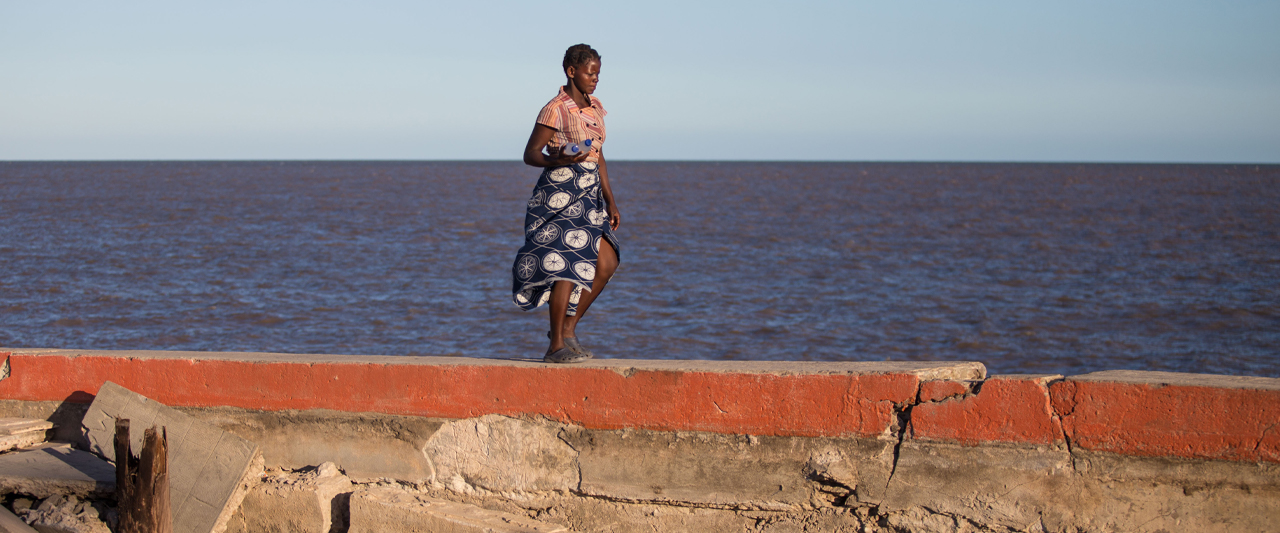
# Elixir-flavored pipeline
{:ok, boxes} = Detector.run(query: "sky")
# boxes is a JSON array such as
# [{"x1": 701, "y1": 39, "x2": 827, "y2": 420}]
[{"x1": 2, "y1": 1, "x2": 1278, "y2": 162}]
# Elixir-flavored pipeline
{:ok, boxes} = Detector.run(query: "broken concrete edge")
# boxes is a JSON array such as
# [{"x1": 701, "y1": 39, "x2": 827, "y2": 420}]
[{"x1": 0, "y1": 349, "x2": 1277, "y2": 464}]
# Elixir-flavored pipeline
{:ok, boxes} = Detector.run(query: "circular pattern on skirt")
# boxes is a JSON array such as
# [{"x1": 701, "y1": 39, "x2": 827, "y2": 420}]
[
  {"x1": 516, "y1": 255, "x2": 537, "y2": 280},
  {"x1": 532, "y1": 224, "x2": 560, "y2": 244},
  {"x1": 573, "y1": 261, "x2": 596, "y2": 280},
  {"x1": 549, "y1": 167, "x2": 573, "y2": 183},
  {"x1": 547, "y1": 192, "x2": 571, "y2": 209},
  {"x1": 541, "y1": 252, "x2": 567, "y2": 273},
  {"x1": 563, "y1": 229, "x2": 590, "y2": 249}
]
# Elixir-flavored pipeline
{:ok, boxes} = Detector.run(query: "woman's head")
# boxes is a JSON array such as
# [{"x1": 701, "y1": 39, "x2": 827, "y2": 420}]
[{"x1": 563, "y1": 44, "x2": 601, "y2": 95}]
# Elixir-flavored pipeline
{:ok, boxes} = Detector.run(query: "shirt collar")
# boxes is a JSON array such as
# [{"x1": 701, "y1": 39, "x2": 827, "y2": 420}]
[{"x1": 559, "y1": 86, "x2": 594, "y2": 112}]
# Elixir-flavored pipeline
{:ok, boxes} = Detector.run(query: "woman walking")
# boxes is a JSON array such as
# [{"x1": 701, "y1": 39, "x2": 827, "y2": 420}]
[{"x1": 512, "y1": 44, "x2": 621, "y2": 363}]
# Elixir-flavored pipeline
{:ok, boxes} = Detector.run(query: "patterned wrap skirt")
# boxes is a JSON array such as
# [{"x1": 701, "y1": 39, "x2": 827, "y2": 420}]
[{"x1": 511, "y1": 161, "x2": 620, "y2": 315}]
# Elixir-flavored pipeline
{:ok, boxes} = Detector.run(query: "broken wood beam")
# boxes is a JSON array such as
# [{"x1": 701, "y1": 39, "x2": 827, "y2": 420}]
[{"x1": 114, "y1": 418, "x2": 172, "y2": 533}]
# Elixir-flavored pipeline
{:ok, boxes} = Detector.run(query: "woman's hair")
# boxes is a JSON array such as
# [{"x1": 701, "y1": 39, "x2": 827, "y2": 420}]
[{"x1": 562, "y1": 44, "x2": 601, "y2": 72}]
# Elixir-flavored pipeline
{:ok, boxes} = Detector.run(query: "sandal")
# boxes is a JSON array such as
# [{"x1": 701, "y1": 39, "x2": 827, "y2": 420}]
[
  {"x1": 564, "y1": 337, "x2": 595, "y2": 359},
  {"x1": 544, "y1": 346, "x2": 588, "y2": 364}
]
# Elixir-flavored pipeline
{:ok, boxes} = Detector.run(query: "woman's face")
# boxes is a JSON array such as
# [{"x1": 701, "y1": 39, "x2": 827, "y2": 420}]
[{"x1": 568, "y1": 60, "x2": 601, "y2": 95}]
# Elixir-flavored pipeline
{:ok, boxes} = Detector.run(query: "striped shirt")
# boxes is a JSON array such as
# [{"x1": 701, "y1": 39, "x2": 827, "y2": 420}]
[{"x1": 536, "y1": 86, "x2": 607, "y2": 163}]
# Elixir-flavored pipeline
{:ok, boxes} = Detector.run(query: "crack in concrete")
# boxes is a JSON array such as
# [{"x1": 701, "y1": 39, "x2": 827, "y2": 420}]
[
  {"x1": 880, "y1": 380, "x2": 924, "y2": 498},
  {"x1": 1253, "y1": 422, "x2": 1278, "y2": 453}
]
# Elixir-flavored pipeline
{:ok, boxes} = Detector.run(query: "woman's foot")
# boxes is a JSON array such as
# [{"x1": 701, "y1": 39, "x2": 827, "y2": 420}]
[
  {"x1": 564, "y1": 337, "x2": 594, "y2": 359},
  {"x1": 544, "y1": 346, "x2": 588, "y2": 364}
]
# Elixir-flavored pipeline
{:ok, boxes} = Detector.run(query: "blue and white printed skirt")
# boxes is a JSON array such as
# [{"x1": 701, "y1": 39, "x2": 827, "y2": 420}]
[{"x1": 511, "y1": 161, "x2": 620, "y2": 315}]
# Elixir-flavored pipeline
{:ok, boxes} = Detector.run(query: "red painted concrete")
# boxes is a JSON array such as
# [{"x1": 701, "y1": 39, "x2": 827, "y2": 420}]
[
  {"x1": 6, "y1": 351, "x2": 1279, "y2": 464},
  {"x1": 0, "y1": 352, "x2": 919, "y2": 438},
  {"x1": 909, "y1": 376, "x2": 1064, "y2": 445},
  {"x1": 1051, "y1": 378, "x2": 1280, "y2": 463},
  {"x1": 918, "y1": 380, "x2": 970, "y2": 403}
]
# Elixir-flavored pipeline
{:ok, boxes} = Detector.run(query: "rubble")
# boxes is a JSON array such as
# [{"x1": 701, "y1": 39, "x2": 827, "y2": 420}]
[
  {"x1": 0, "y1": 419, "x2": 53, "y2": 453},
  {"x1": 13, "y1": 495, "x2": 114, "y2": 533}
]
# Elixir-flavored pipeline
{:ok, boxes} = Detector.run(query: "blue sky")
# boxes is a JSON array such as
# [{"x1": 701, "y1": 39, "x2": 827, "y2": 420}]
[{"x1": 2, "y1": 1, "x2": 1277, "y2": 162}]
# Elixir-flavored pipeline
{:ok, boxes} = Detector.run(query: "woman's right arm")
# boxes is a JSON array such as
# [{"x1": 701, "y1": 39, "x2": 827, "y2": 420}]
[{"x1": 523, "y1": 123, "x2": 587, "y2": 167}]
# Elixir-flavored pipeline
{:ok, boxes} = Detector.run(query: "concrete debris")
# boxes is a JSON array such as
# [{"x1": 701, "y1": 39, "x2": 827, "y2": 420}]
[
  {"x1": 0, "y1": 419, "x2": 53, "y2": 437},
  {"x1": 14, "y1": 495, "x2": 114, "y2": 533},
  {"x1": 0, "y1": 419, "x2": 54, "y2": 452},
  {"x1": 349, "y1": 485, "x2": 568, "y2": 533},
  {"x1": 223, "y1": 462, "x2": 352, "y2": 533},
  {"x1": 80, "y1": 382, "x2": 261, "y2": 533},
  {"x1": 423, "y1": 415, "x2": 578, "y2": 494},
  {"x1": 0, "y1": 444, "x2": 114, "y2": 499}
]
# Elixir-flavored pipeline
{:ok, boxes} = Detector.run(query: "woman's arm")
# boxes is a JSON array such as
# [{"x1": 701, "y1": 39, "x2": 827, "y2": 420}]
[
  {"x1": 523, "y1": 124, "x2": 588, "y2": 168},
  {"x1": 598, "y1": 151, "x2": 621, "y2": 230}
]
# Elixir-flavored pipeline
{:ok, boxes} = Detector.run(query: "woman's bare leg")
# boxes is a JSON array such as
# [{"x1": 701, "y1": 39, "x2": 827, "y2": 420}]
[
  {"x1": 546, "y1": 280, "x2": 574, "y2": 355},
  {"x1": 563, "y1": 239, "x2": 618, "y2": 339}
]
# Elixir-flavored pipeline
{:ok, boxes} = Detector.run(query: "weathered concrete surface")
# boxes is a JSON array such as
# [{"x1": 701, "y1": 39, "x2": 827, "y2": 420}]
[
  {"x1": 881, "y1": 441, "x2": 1077, "y2": 530},
  {"x1": 1052, "y1": 370, "x2": 1280, "y2": 462},
  {"x1": 424, "y1": 415, "x2": 578, "y2": 494},
  {"x1": 0, "y1": 418, "x2": 54, "y2": 451},
  {"x1": 567, "y1": 428, "x2": 896, "y2": 509},
  {"x1": 180, "y1": 406, "x2": 442, "y2": 482},
  {"x1": 882, "y1": 440, "x2": 1280, "y2": 532},
  {"x1": 80, "y1": 382, "x2": 262, "y2": 533},
  {"x1": 223, "y1": 463, "x2": 351, "y2": 533},
  {"x1": 0, "y1": 506, "x2": 38, "y2": 533},
  {"x1": 0, "y1": 401, "x2": 89, "y2": 445},
  {"x1": 909, "y1": 375, "x2": 1065, "y2": 446},
  {"x1": 349, "y1": 485, "x2": 569, "y2": 533},
  {"x1": 0, "y1": 348, "x2": 983, "y2": 438},
  {"x1": 0, "y1": 444, "x2": 114, "y2": 498},
  {"x1": 532, "y1": 497, "x2": 873, "y2": 533}
]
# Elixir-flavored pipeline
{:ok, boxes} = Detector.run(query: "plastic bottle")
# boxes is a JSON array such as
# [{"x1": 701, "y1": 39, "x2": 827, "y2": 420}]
[{"x1": 563, "y1": 139, "x2": 594, "y2": 156}]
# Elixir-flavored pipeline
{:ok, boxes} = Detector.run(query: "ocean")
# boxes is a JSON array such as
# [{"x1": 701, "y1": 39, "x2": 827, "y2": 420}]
[{"x1": 1, "y1": 161, "x2": 1276, "y2": 377}]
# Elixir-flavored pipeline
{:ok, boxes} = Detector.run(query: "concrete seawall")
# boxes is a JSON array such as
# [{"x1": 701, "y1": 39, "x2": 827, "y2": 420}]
[{"x1": 2, "y1": 348, "x2": 1278, "y2": 532}]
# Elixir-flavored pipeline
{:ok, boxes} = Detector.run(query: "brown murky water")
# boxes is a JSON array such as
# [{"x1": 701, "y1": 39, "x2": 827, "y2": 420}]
[{"x1": 1, "y1": 161, "x2": 1276, "y2": 376}]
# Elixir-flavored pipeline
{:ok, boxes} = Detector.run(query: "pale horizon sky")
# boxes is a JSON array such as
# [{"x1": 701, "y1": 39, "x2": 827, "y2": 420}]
[{"x1": 2, "y1": 1, "x2": 1278, "y2": 162}]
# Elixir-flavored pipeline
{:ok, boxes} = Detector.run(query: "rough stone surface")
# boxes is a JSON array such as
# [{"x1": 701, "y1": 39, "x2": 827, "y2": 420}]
[
  {"x1": 180, "y1": 406, "x2": 442, "y2": 482},
  {"x1": 424, "y1": 415, "x2": 578, "y2": 494},
  {"x1": 910, "y1": 375, "x2": 1065, "y2": 445},
  {"x1": 80, "y1": 382, "x2": 261, "y2": 533},
  {"x1": 1051, "y1": 370, "x2": 1280, "y2": 462},
  {"x1": 0, "y1": 444, "x2": 115, "y2": 498},
  {"x1": 349, "y1": 486, "x2": 568, "y2": 533},
  {"x1": 223, "y1": 463, "x2": 352, "y2": 533}
]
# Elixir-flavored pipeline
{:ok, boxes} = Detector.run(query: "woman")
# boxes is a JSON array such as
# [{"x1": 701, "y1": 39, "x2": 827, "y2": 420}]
[{"x1": 511, "y1": 44, "x2": 621, "y2": 364}]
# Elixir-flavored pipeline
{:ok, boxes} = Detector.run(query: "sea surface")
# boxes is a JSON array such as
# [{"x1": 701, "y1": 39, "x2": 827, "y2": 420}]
[{"x1": 1, "y1": 161, "x2": 1277, "y2": 377}]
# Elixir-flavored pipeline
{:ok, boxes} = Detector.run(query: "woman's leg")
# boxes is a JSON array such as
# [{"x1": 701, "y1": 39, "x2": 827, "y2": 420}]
[
  {"x1": 546, "y1": 280, "x2": 574, "y2": 354},
  {"x1": 562, "y1": 239, "x2": 618, "y2": 338}
]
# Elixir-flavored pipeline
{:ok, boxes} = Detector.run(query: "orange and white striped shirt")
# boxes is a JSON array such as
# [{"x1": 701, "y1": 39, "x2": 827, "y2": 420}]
[{"x1": 536, "y1": 86, "x2": 606, "y2": 163}]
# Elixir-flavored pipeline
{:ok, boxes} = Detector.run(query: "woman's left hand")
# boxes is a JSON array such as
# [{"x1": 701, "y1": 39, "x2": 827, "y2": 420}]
[{"x1": 608, "y1": 205, "x2": 621, "y2": 231}]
